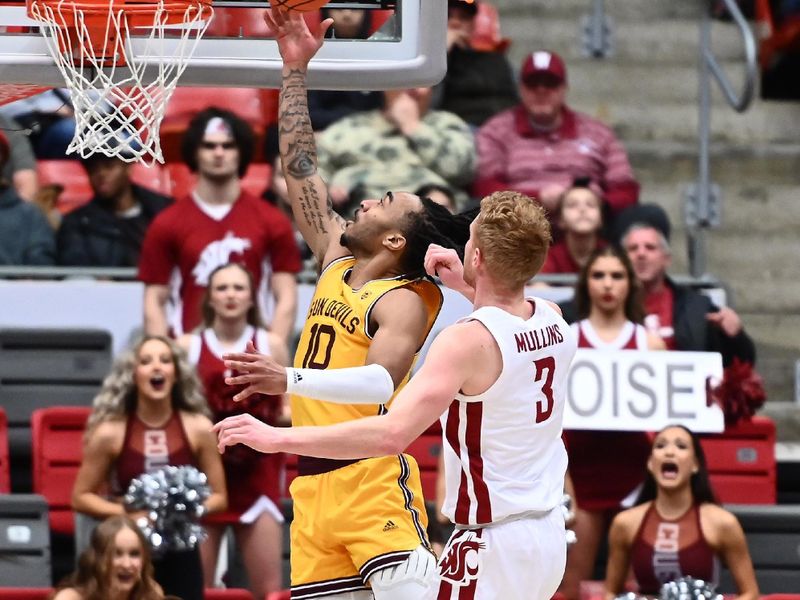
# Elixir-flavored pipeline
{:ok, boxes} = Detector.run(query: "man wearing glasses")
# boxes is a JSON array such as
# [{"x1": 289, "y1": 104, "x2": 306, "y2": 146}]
[{"x1": 138, "y1": 108, "x2": 301, "y2": 342}]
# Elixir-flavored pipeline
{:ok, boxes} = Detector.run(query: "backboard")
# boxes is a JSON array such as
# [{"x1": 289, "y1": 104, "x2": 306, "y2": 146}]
[{"x1": 0, "y1": 0, "x2": 446, "y2": 89}]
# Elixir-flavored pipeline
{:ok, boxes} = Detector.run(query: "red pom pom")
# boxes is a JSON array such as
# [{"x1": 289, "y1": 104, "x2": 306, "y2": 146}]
[{"x1": 708, "y1": 358, "x2": 767, "y2": 426}]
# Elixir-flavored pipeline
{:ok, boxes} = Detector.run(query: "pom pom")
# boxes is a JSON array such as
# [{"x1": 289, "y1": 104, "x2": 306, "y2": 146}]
[
  {"x1": 125, "y1": 465, "x2": 211, "y2": 555},
  {"x1": 659, "y1": 577, "x2": 723, "y2": 600},
  {"x1": 707, "y1": 358, "x2": 766, "y2": 426}
]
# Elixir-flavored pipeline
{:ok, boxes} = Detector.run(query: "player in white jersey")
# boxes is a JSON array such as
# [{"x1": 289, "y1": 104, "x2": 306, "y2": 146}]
[{"x1": 215, "y1": 191, "x2": 578, "y2": 600}]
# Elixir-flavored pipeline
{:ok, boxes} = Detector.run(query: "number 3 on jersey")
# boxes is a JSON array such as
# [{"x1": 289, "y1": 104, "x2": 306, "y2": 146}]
[{"x1": 533, "y1": 356, "x2": 555, "y2": 423}]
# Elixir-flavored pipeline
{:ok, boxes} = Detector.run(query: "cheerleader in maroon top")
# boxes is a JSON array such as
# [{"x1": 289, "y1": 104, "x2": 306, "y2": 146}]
[
  {"x1": 178, "y1": 262, "x2": 289, "y2": 599},
  {"x1": 605, "y1": 425, "x2": 759, "y2": 600},
  {"x1": 560, "y1": 246, "x2": 666, "y2": 600},
  {"x1": 72, "y1": 335, "x2": 228, "y2": 600}
]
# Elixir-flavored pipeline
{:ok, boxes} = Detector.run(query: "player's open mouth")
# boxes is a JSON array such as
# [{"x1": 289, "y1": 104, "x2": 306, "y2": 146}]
[{"x1": 661, "y1": 462, "x2": 679, "y2": 479}]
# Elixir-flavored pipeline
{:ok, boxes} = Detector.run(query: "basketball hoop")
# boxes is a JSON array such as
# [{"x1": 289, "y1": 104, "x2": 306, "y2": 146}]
[{"x1": 26, "y1": 0, "x2": 214, "y2": 164}]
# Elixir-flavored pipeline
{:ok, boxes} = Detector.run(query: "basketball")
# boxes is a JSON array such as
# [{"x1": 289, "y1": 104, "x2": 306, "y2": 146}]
[{"x1": 272, "y1": 0, "x2": 330, "y2": 12}]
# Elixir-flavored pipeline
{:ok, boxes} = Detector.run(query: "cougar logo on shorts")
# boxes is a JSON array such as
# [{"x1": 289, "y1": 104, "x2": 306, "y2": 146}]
[{"x1": 439, "y1": 530, "x2": 485, "y2": 585}]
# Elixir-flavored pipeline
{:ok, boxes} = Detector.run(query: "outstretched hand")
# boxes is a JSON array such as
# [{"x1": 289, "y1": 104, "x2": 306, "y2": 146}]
[
  {"x1": 706, "y1": 305, "x2": 743, "y2": 337},
  {"x1": 223, "y1": 340, "x2": 289, "y2": 402},
  {"x1": 264, "y1": 7, "x2": 333, "y2": 67},
  {"x1": 212, "y1": 413, "x2": 281, "y2": 455},
  {"x1": 425, "y1": 243, "x2": 474, "y2": 301}
]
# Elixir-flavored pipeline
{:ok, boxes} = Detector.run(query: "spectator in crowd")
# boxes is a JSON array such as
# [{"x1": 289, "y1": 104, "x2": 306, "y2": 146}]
[
  {"x1": 138, "y1": 108, "x2": 301, "y2": 344},
  {"x1": 0, "y1": 113, "x2": 39, "y2": 201},
  {"x1": 317, "y1": 86, "x2": 476, "y2": 216},
  {"x1": 178, "y1": 263, "x2": 288, "y2": 598},
  {"x1": 57, "y1": 153, "x2": 172, "y2": 267},
  {"x1": 415, "y1": 183, "x2": 457, "y2": 213},
  {"x1": 560, "y1": 246, "x2": 665, "y2": 600},
  {"x1": 0, "y1": 88, "x2": 76, "y2": 160},
  {"x1": 474, "y1": 50, "x2": 639, "y2": 222},
  {"x1": 306, "y1": 7, "x2": 382, "y2": 130},
  {"x1": 53, "y1": 515, "x2": 167, "y2": 600},
  {"x1": 604, "y1": 425, "x2": 759, "y2": 600},
  {"x1": 434, "y1": 0, "x2": 518, "y2": 128},
  {"x1": 71, "y1": 335, "x2": 227, "y2": 600},
  {"x1": 0, "y1": 130, "x2": 55, "y2": 265},
  {"x1": 618, "y1": 204, "x2": 756, "y2": 365},
  {"x1": 539, "y1": 178, "x2": 606, "y2": 275}
]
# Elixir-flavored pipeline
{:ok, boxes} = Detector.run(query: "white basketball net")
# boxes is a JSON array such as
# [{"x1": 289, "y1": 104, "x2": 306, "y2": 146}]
[{"x1": 28, "y1": 0, "x2": 213, "y2": 165}]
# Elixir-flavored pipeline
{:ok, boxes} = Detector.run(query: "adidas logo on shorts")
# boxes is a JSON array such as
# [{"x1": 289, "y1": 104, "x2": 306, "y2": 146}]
[{"x1": 382, "y1": 520, "x2": 398, "y2": 532}]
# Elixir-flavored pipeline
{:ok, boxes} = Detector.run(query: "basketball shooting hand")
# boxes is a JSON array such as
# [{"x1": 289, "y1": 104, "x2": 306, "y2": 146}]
[
  {"x1": 706, "y1": 306, "x2": 742, "y2": 337},
  {"x1": 425, "y1": 244, "x2": 474, "y2": 302},
  {"x1": 223, "y1": 340, "x2": 288, "y2": 401},
  {"x1": 264, "y1": 7, "x2": 333, "y2": 67},
  {"x1": 213, "y1": 413, "x2": 280, "y2": 455}
]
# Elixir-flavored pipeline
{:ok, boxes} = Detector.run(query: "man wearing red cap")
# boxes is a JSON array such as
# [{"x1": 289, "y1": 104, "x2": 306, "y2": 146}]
[
  {"x1": 474, "y1": 50, "x2": 639, "y2": 221},
  {"x1": 0, "y1": 130, "x2": 55, "y2": 265}
]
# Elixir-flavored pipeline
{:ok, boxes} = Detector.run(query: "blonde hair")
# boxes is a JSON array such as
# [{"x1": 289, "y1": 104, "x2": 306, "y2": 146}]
[
  {"x1": 86, "y1": 335, "x2": 210, "y2": 437},
  {"x1": 476, "y1": 191, "x2": 551, "y2": 288}
]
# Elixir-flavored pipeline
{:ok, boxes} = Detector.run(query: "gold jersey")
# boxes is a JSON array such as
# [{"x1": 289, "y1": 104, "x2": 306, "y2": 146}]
[{"x1": 291, "y1": 256, "x2": 443, "y2": 429}]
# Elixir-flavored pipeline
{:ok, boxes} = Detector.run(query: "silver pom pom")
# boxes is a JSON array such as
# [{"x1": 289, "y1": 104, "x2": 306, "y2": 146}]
[
  {"x1": 125, "y1": 465, "x2": 211, "y2": 555},
  {"x1": 659, "y1": 577, "x2": 723, "y2": 600}
]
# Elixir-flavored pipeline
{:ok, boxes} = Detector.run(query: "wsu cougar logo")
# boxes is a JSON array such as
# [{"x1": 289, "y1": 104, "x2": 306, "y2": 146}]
[
  {"x1": 192, "y1": 232, "x2": 252, "y2": 285},
  {"x1": 438, "y1": 530, "x2": 485, "y2": 586}
]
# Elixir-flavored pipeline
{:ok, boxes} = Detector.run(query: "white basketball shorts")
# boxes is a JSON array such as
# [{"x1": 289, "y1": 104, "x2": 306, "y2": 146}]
[{"x1": 435, "y1": 507, "x2": 567, "y2": 600}]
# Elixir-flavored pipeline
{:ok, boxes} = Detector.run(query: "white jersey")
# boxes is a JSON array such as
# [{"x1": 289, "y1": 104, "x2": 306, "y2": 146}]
[{"x1": 440, "y1": 298, "x2": 577, "y2": 527}]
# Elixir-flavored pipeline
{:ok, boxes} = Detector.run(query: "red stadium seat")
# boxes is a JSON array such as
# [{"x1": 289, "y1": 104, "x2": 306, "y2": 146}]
[
  {"x1": 203, "y1": 589, "x2": 255, "y2": 600},
  {"x1": 405, "y1": 426, "x2": 442, "y2": 500},
  {"x1": 0, "y1": 407, "x2": 8, "y2": 493},
  {"x1": 0, "y1": 588, "x2": 53, "y2": 600},
  {"x1": 31, "y1": 406, "x2": 91, "y2": 536},
  {"x1": 700, "y1": 416, "x2": 776, "y2": 504},
  {"x1": 166, "y1": 162, "x2": 272, "y2": 200},
  {"x1": 266, "y1": 590, "x2": 291, "y2": 600},
  {"x1": 36, "y1": 159, "x2": 92, "y2": 214},
  {"x1": 130, "y1": 161, "x2": 171, "y2": 196}
]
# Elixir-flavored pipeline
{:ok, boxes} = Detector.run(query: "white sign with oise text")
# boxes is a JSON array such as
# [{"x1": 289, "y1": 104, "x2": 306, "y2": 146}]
[{"x1": 564, "y1": 349, "x2": 725, "y2": 433}]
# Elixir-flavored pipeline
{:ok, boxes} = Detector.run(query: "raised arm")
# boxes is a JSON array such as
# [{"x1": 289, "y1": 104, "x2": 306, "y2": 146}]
[
  {"x1": 214, "y1": 321, "x2": 482, "y2": 459},
  {"x1": 267, "y1": 8, "x2": 347, "y2": 265}
]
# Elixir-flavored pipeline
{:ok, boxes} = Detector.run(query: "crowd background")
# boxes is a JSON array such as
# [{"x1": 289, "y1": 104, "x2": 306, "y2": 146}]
[{"x1": 0, "y1": 0, "x2": 799, "y2": 598}]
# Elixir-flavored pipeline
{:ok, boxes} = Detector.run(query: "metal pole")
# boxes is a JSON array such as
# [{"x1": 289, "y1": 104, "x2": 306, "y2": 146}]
[
  {"x1": 590, "y1": 0, "x2": 606, "y2": 57},
  {"x1": 691, "y1": 0, "x2": 713, "y2": 278}
]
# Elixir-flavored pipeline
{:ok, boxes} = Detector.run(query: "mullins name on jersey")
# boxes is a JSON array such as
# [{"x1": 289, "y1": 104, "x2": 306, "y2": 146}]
[{"x1": 514, "y1": 324, "x2": 565, "y2": 354}]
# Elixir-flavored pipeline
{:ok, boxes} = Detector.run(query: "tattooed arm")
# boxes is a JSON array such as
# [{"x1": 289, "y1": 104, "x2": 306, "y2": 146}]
[{"x1": 266, "y1": 8, "x2": 347, "y2": 265}]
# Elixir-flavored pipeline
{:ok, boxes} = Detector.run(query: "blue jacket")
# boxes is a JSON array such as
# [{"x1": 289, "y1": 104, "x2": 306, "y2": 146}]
[{"x1": 0, "y1": 185, "x2": 55, "y2": 265}]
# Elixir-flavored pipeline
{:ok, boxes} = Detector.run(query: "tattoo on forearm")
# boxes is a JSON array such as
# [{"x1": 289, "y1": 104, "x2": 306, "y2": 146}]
[{"x1": 279, "y1": 67, "x2": 344, "y2": 239}]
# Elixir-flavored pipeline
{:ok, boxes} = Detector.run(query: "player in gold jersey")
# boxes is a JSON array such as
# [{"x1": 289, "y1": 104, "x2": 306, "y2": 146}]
[{"x1": 213, "y1": 8, "x2": 470, "y2": 600}]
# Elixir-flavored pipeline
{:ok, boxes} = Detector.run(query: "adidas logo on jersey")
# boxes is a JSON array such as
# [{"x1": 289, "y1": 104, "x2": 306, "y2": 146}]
[{"x1": 382, "y1": 520, "x2": 398, "y2": 532}]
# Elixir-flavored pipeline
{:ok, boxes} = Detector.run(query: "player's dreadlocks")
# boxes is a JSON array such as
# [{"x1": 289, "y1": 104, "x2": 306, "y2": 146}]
[{"x1": 398, "y1": 197, "x2": 478, "y2": 279}]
